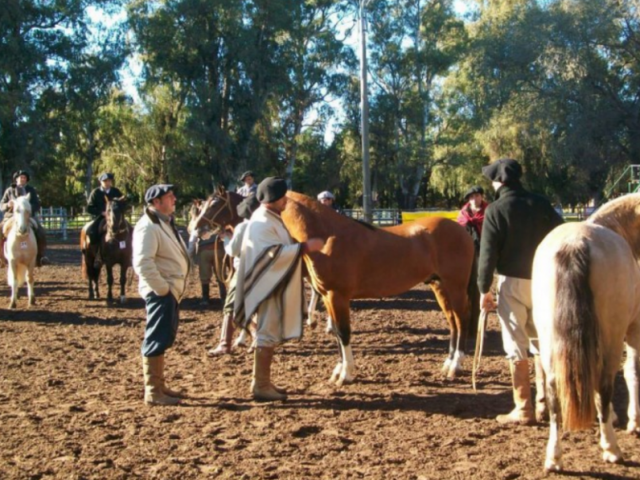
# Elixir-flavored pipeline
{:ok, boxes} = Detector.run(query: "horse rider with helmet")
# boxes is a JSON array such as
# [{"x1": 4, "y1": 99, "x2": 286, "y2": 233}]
[
  {"x1": 0, "y1": 170, "x2": 49, "y2": 266},
  {"x1": 86, "y1": 173, "x2": 124, "y2": 259},
  {"x1": 237, "y1": 171, "x2": 258, "y2": 198}
]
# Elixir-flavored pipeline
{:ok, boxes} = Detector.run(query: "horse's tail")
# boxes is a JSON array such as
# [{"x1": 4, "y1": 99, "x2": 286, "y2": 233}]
[
  {"x1": 467, "y1": 252, "x2": 480, "y2": 340},
  {"x1": 553, "y1": 238, "x2": 599, "y2": 431}
]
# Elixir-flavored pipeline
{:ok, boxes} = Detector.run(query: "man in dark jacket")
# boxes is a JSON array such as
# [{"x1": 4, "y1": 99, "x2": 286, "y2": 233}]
[
  {"x1": 0, "y1": 170, "x2": 49, "y2": 266},
  {"x1": 86, "y1": 173, "x2": 124, "y2": 245},
  {"x1": 478, "y1": 158, "x2": 563, "y2": 426}
]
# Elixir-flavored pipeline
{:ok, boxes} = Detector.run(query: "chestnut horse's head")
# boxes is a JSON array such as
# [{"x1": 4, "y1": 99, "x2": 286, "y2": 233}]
[{"x1": 193, "y1": 186, "x2": 244, "y2": 234}]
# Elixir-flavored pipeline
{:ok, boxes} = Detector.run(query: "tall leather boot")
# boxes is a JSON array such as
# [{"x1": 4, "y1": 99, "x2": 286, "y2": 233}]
[
  {"x1": 252, "y1": 347, "x2": 287, "y2": 401},
  {"x1": 208, "y1": 313, "x2": 235, "y2": 356},
  {"x1": 200, "y1": 284, "x2": 210, "y2": 305},
  {"x1": 534, "y1": 355, "x2": 548, "y2": 422},
  {"x1": 35, "y1": 224, "x2": 49, "y2": 266},
  {"x1": 157, "y1": 355, "x2": 185, "y2": 398},
  {"x1": 496, "y1": 359, "x2": 535, "y2": 425},
  {"x1": 143, "y1": 356, "x2": 180, "y2": 406}
]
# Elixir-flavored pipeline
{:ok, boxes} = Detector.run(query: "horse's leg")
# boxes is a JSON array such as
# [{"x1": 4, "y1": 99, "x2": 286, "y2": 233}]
[
  {"x1": 26, "y1": 264, "x2": 35, "y2": 307},
  {"x1": 544, "y1": 375, "x2": 564, "y2": 472},
  {"x1": 8, "y1": 261, "x2": 17, "y2": 309},
  {"x1": 624, "y1": 328, "x2": 640, "y2": 434},
  {"x1": 105, "y1": 263, "x2": 114, "y2": 303},
  {"x1": 119, "y1": 264, "x2": 127, "y2": 304},
  {"x1": 307, "y1": 287, "x2": 319, "y2": 328},
  {"x1": 326, "y1": 292, "x2": 356, "y2": 386},
  {"x1": 431, "y1": 283, "x2": 460, "y2": 378},
  {"x1": 596, "y1": 377, "x2": 623, "y2": 463}
]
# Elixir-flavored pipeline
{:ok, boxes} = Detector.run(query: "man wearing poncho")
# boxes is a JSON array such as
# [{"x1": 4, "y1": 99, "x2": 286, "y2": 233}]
[{"x1": 234, "y1": 177, "x2": 324, "y2": 401}]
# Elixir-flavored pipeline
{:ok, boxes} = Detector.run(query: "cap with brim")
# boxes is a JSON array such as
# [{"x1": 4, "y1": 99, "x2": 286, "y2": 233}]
[
  {"x1": 481, "y1": 158, "x2": 522, "y2": 184},
  {"x1": 145, "y1": 184, "x2": 175, "y2": 204},
  {"x1": 99, "y1": 173, "x2": 115, "y2": 182},
  {"x1": 13, "y1": 170, "x2": 30, "y2": 182},
  {"x1": 257, "y1": 177, "x2": 287, "y2": 203},
  {"x1": 237, "y1": 194, "x2": 260, "y2": 220},
  {"x1": 317, "y1": 191, "x2": 335, "y2": 201},
  {"x1": 239, "y1": 171, "x2": 254, "y2": 182},
  {"x1": 463, "y1": 185, "x2": 484, "y2": 202}
]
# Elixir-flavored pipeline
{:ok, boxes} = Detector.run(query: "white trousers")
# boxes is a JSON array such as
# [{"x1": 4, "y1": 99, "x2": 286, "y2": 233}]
[{"x1": 496, "y1": 275, "x2": 540, "y2": 361}]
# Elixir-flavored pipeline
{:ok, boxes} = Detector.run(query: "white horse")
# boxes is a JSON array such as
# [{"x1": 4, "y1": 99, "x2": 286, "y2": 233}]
[
  {"x1": 3, "y1": 194, "x2": 38, "y2": 308},
  {"x1": 532, "y1": 194, "x2": 640, "y2": 472}
]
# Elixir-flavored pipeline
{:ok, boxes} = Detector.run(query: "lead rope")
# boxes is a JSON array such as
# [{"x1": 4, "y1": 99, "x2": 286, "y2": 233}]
[{"x1": 472, "y1": 308, "x2": 489, "y2": 392}]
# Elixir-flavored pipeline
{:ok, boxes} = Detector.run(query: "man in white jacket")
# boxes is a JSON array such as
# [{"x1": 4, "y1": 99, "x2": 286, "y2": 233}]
[{"x1": 133, "y1": 184, "x2": 191, "y2": 406}]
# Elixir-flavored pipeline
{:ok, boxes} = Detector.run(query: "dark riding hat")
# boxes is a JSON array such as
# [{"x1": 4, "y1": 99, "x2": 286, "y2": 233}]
[
  {"x1": 257, "y1": 177, "x2": 287, "y2": 204},
  {"x1": 239, "y1": 170, "x2": 254, "y2": 182},
  {"x1": 237, "y1": 194, "x2": 260, "y2": 220},
  {"x1": 99, "y1": 172, "x2": 115, "y2": 182},
  {"x1": 144, "y1": 184, "x2": 175, "y2": 204},
  {"x1": 463, "y1": 185, "x2": 484, "y2": 202},
  {"x1": 13, "y1": 170, "x2": 30, "y2": 182},
  {"x1": 482, "y1": 158, "x2": 522, "y2": 184}
]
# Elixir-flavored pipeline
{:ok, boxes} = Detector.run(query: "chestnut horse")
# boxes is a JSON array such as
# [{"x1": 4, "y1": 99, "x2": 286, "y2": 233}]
[
  {"x1": 188, "y1": 192, "x2": 244, "y2": 298},
  {"x1": 199, "y1": 188, "x2": 479, "y2": 384},
  {"x1": 532, "y1": 194, "x2": 640, "y2": 472}
]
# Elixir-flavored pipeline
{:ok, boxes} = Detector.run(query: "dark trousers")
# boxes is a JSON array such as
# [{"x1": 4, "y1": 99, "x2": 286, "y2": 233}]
[{"x1": 141, "y1": 292, "x2": 179, "y2": 357}]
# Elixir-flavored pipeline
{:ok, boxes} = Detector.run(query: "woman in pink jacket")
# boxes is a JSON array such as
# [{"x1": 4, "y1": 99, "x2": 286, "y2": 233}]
[{"x1": 457, "y1": 185, "x2": 488, "y2": 255}]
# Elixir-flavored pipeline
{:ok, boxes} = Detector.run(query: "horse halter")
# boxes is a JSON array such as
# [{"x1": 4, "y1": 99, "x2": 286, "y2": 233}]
[{"x1": 197, "y1": 194, "x2": 234, "y2": 233}]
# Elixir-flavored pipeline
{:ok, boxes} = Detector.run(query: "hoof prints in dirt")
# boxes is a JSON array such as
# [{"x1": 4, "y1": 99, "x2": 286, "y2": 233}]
[{"x1": 0, "y1": 243, "x2": 639, "y2": 479}]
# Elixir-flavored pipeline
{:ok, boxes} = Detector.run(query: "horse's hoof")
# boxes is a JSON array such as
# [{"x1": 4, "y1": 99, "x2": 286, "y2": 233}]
[
  {"x1": 626, "y1": 419, "x2": 640, "y2": 434},
  {"x1": 602, "y1": 450, "x2": 623, "y2": 464},
  {"x1": 544, "y1": 460, "x2": 562, "y2": 472},
  {"x1": 119, "y1": 296, "x2": 126, "y2": 304}
]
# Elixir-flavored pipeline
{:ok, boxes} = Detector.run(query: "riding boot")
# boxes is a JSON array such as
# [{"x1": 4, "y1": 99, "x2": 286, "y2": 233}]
[
  {"x1": 252, "y1": 347, "x2": 287, "y2": 401},
  {"x1": 200, "y1": 284, "x2": 210, "y2": 305},
  {"x1": 534, "y1": 355, "x2": 549, "y2": 422},
  {"x1": 208, "y1": 313, "x2": 235, "y2": 356},
  {"x1": 157, "y1": 355, "x2": 186, "y2": 398},
  {"x1": 143, "y1": 356, "x2": 180, "y2": 406},
  {"x1": 496, "y1": 359, "x2": 535, "y2": 425},
  {"x1": 35, "y1": 224, "x2": 49, "y2": 266}
]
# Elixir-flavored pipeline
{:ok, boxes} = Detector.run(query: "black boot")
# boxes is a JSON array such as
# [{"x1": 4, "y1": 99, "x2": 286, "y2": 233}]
[{"x1": 200, "y1": 284, "x2": 210, "y2": 305}]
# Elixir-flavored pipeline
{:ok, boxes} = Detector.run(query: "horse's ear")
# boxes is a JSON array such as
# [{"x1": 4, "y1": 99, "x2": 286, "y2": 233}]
[
  {"x1": 26, "y1": 192, "x2": 31, "y2": 201},
  {"x1": 105, "y1": 195, "x2": 110, "y2": 204}
]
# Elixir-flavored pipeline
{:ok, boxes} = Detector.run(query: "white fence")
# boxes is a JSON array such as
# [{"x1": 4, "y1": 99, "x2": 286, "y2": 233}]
[{"x1": 38, "y1": 206, "x2": 193, "y2": 239}]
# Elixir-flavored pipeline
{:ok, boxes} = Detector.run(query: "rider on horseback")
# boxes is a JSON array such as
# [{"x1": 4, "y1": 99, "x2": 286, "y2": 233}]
[
  {"x1": 0, "y1": 170, "x2": 49, "y2": 266},
  {"x1": 86, "y1": 173, "x2": 124, "y2": 264}
]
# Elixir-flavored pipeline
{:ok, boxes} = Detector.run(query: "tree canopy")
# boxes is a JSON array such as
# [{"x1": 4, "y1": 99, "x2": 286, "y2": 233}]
[{"x1": 1, "y1": 0, "x2": 638, "y2": 210}]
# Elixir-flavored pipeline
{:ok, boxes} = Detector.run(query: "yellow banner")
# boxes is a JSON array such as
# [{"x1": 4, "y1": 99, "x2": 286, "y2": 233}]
[{"x1": 401, "y1": 211, "x2": 459, "y2": 223}]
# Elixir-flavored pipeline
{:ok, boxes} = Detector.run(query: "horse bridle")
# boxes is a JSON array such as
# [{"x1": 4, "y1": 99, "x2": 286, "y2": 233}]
[{"x1": 197, "y1": 193, "x2": 234, "y2": 233}]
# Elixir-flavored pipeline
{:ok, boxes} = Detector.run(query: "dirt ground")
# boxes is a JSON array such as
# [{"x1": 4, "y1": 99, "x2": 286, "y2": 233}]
[{"x1": 0, "y1": 241, "x2": 639, "y2": 480}]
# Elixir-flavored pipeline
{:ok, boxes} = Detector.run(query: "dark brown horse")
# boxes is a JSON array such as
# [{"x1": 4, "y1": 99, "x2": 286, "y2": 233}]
[
  {"x1": 201, "y1": 188, "x2": 479, "y2": 384},
  {"x1": 81, "y1": 197, "x2": 132, "y2": 303}
]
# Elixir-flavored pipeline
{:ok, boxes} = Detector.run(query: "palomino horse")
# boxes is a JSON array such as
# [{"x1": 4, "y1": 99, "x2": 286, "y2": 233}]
[
  {"x1": 532, "y1": 194, "x2": 640, "y2": 472},
  {"x1": 200, "y1": 188, "x2": 479, "y2": 384},
  {"x1": 3, "y1": 194, "x2": 38, "y2": 308},
  {"x1": 81, "y1": 197, "x2": 132, "y2": 303}
]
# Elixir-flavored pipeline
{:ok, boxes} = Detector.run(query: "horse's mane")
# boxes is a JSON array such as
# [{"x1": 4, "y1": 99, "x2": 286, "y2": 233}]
[
  {"x1": 589, "y1": 193, "x2": 640, "y2": 259},
  {"x1": 14, "y1": 194, "x2": 32, "y2": 212},
  {"x1": 285, "y1": 191, "x2": 377, "y2": 232}
]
